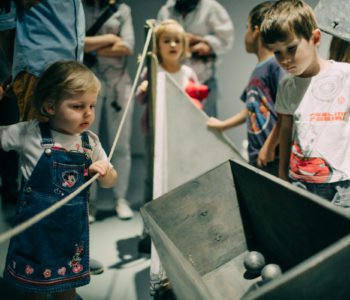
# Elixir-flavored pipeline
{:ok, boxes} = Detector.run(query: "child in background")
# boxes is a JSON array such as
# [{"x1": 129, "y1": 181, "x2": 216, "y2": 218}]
[
  {"x1": 207, "y1": 1, "x2": 284, "y2": 175},
  {"x1": 136, "y1": 19, "x2": 207, "y2": 258},
  {"x1": 137, "y1": 19, "x2": 208, "y2": 135},
  {"x1": 260, "y1": 0, "x2": 350, "y2": 201},
  {"x1": 0, "y1": 61, "x2": 117, "y2": 300}
]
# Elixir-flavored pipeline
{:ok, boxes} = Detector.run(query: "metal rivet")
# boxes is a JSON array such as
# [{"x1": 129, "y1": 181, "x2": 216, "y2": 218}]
[
  {"x1": 25, "y1": 187, "x2": 32, "y2": 193},
  {"x1": 45, "y1": 148, "x2": 52, "y2": 156},
  {"x1": 200, "y1": 210, "x2": 208, "y2": 216}
]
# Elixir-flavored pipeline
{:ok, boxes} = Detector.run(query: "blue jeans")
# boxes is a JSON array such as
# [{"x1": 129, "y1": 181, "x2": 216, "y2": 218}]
[{"x1": 291, "y1": 179, "x2": 350, "y2": 202}]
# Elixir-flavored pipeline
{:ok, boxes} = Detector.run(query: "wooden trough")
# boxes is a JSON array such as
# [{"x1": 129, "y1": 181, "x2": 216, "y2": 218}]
[{"x1": 141, "y1": 159, "x2": 350, "y2": 300}]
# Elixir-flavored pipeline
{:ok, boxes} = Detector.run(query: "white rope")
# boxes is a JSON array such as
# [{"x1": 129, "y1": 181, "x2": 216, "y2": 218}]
[
  {"x1": 0, "y1": 27, "x2": 154, "y2": 244},
  {"x1": 108, "y1": 26, "x2": 153, "y2": 160}
]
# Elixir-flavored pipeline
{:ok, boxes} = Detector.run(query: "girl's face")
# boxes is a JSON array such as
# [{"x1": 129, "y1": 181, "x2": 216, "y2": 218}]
[
  {"x1": 158, "y1": 24, "x2": 184, "y2": 64},
  {"x1": 267, "y1": 30, "x2": 321, "y2": 77},
  {"x1": 45, "y1": 90, "x2": 98, "y2": 135}
]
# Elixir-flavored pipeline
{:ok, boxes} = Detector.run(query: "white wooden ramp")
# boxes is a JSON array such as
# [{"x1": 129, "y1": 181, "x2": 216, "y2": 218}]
[
  {"x1": 153, "y1": 71, "x2": 243, "y2": 198},
  {"x1": 150, "y1": 69, "x2": 244, "y2": 285}
]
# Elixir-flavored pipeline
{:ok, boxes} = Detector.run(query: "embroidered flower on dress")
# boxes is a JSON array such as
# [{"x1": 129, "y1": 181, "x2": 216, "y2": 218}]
[
  {"x1": 25, "y1": 265, "x2": 34, "y2": 275},
  {"x1": 57, "y1": 267, "x2": 66, "y2": 276},
  {"x1": 69, "y1": 243, "x2": 84, "y2": 274},
  {"x1": 43, "y1": 269, "x2": 52, "y2": 278},
  {"x1": 72, "y1": 264, "x2": 83, "y2": 274}
]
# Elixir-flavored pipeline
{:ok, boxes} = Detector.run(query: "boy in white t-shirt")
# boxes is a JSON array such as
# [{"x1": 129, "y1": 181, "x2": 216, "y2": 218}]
[{"x1": 260, "y1": 0, "x2": 350, "y2": 202}]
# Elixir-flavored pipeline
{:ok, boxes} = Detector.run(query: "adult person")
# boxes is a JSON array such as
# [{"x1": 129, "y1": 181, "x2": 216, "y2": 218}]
[
  {"x1": 0, "y1": 0, "x2": 85, "y2": 122},
  {"x1": 83, "y1": 0, "x2": 135, "y2": 221},
  {"x1": 157, "y1": 0, "x2": 234, "y2": 117}
]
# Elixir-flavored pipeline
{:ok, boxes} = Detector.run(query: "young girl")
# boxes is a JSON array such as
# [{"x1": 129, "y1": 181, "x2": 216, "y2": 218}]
[
  {"x1": 0, "y1": 61, "x2": 117, "y2": 300},
  {"x1": 136, "y1": 19, "x2": 207, "y2": 251},
  {"x1": 137, "y1": 19, "x2": 208, "y2": 135}
]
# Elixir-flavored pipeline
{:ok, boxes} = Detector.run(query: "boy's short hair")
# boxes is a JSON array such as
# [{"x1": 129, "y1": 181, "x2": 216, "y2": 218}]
[
  {"x1": 249, "y1": 1, "x2": 274, "y2": 29},
  {"x1": 260, "y1": 0, "x2": 318, "y2": 45}
]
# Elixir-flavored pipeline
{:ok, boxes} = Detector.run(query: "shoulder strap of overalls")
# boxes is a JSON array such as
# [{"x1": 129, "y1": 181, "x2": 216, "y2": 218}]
[
  {"x1": 39, "y1": 122, "x2": 54, "y2": 149},
  {"x1": 40, "y1": 122, "x2": 92, "y2": 151},
  {"x1": 81, "y1": 132, "x2": 92, "y2": 151}
]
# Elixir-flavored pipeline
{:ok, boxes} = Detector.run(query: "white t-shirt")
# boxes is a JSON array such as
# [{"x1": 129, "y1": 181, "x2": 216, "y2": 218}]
[
  {"x1": 158, "y1": 64, "x2": 199, "y2": 88},
  {"x1": 276, "y1": 61, "x2": 350, "y2": 183},
  {"x1": 0, "y1": 120, "x2": 108, "y2": 180}
]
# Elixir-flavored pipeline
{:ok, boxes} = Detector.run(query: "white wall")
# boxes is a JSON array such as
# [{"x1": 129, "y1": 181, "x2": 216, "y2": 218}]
[{"x1": 126, "y1": 0, "x2": 331, "y2": 155}]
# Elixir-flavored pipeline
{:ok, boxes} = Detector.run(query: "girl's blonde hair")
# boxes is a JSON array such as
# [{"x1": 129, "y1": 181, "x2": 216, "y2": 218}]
[
  {"x1": 33, "y1": 61, "x2": 101, "y2": 116},
  {"x1": 154, "y1": 19, "x2": 190, "y2": 63},
  {"x1": 260, "y1": 0, "x2": 318, "y2": 46},
  {"x1": 329, "y1": 36, "x2": 350, "y2": 63}
]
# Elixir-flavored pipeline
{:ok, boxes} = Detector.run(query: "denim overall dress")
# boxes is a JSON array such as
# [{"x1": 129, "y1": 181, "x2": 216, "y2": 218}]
[{"x1": 4, "y1": 122, "x2": 92, "y2": 294}]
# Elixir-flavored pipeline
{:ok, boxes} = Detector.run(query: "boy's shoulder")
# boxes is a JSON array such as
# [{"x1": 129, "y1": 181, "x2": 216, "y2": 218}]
[{"x1": 330, "y1": 60, "x2": 350, "y2": 72}]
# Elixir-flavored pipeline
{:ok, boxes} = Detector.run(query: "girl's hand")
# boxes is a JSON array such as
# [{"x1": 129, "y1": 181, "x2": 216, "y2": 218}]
[
  {"x1": 138, "y1": 80, "x2": 148, "y2": 93},
  {"x1": 89, "y1": 160, "x2": 110, "y2": 177},
  {"x1": 90, "y1": 160, "x2": 117, "y2": 188}
]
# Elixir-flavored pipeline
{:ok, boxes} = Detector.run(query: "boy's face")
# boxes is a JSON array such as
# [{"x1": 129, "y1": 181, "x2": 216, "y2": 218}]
[{"x1": 267, "y1": 30, "x2": 321, "y2": 77}]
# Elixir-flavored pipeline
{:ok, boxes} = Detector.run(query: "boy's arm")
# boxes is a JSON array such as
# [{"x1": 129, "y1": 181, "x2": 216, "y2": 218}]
[
  {"x1": 278, "y1": 114, "x2": 293, "y2": 181},
  {"x1": 207, "y1": 108, "x2": 247, "y2": 131},
  {"x1": 257, "y1": 115, "x2": 281, "y2": 167}
]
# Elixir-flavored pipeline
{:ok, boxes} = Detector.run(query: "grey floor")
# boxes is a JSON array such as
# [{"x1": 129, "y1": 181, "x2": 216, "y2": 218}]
[{"x1": 0, "y1": 155, "x2": 153, "y2": 300}]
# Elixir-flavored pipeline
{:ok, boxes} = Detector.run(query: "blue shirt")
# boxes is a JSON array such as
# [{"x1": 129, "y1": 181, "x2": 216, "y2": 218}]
[
  {"x1": 240, "y1": 56, "x2": 285, "y2": 163},
  {"x1": 12, "y1": 0, "x2": 85, "y2": 78}
]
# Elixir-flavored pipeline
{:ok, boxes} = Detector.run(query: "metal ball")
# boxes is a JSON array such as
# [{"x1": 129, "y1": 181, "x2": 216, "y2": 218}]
[
  {"x1": 261, "y1": 264, "x2": 282, "y2": 282},
  {"x1": 243, "y1": 251, "x2": 266, "y2": 273}
]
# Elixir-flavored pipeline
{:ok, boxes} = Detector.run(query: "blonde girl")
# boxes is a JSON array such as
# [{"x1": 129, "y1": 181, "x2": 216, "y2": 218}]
[{"x1": 0, "y1": 61, "x2": 117, "y2": 300}]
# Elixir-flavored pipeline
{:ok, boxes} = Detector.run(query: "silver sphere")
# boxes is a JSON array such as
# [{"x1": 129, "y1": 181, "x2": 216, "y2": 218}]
[
  {"x1": 243, "y1": 251, "x2": 266, "y2": 273},
  {"x1": 261, "y1": 264, "x2": 282, "y2": 282}
]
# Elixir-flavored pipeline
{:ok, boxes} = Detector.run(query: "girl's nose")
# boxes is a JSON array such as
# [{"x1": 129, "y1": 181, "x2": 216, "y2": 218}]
[{"x1": 85, "y1": 107, "x2": 94, "y2": 116}]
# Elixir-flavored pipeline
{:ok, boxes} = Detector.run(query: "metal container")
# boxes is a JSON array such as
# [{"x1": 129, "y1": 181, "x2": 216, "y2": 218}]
[{"x1": 141, "y1": 159, "x2": 350, "y2": 300}]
